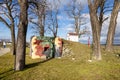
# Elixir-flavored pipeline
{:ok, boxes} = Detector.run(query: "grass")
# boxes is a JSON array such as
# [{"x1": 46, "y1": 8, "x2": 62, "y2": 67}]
[{"x1": 0, "y1": 40, "x2": 120, "y2": 80}]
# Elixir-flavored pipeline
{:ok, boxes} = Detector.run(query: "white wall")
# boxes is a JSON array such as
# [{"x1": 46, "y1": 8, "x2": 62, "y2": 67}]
[{"x1": 67, "y1": 34, "x2": 79, "y2": 42}]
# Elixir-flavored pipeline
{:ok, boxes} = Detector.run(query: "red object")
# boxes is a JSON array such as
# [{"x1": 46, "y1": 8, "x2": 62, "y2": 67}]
[
  {"x1": 88, "y1": 37, "x2": 90, "y2": 47},
  {"x1": 58, "y1": 38, "x2": 62, "y2": 46},
  {"x1": 34, "y1": 39, "x2": 43, "y2": 45},
  {"x1": 35, "y1": 45, "x2": 44, "y2": 56},
  {"x1": 34, "y1": 39, "x2": 44, "y2": 56},
  {"x1": 58, "y1": 38, "x2": 62, "y2": 41}
]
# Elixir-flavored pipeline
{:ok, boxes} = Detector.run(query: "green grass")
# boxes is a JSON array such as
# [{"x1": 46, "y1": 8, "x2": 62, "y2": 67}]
[{"x1": 0, "y1": 40, "x2": 120, "y2": 80}]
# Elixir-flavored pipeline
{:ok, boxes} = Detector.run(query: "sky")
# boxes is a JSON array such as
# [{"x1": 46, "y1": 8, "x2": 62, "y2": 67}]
[{"x1": 0, "y1": 0, "x2": 120, "y2": 44}]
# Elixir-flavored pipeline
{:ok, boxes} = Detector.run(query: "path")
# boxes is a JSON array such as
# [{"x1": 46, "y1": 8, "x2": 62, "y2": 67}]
[{"x1": 0, "y1": 48, "x2": 10, "y2": 56}]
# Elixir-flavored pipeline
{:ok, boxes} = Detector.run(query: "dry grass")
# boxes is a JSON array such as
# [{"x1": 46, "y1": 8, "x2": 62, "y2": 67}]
[{"x1": 0, "y1": 40, "x2": 120, "y2": 80}]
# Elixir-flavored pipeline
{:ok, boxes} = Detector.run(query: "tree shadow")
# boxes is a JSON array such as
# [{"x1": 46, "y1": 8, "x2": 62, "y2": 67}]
[
  {"x1": 0, "y1": 58, "x2": 53, "y2": 79},
  {"x1": 24, "y1": 58, "x2": 53, "y2": 70},
  {"x1": 0, "y1": 69, "x2": 13, "y2": 75},
  {"x1": 0, "y1": 69, "x2": 14, "y2": 79}
]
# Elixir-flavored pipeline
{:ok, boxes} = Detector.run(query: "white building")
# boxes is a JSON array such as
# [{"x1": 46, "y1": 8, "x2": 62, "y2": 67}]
[{"x1": 67, "y1": 33, "x2": 79, "y2": 42}]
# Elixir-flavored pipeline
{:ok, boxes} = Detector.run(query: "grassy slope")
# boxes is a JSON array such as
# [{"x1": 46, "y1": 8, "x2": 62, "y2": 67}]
[{"x1": 0, "y1": 40, "x2": 120, "y2": 80}]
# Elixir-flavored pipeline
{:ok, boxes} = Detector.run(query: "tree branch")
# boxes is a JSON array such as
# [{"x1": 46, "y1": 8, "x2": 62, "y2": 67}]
[{"x1": 0, "y1": 16, "x2": 10, "y2": 28}]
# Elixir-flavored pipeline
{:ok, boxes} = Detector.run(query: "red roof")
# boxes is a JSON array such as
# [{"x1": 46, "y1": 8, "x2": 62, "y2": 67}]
[{"x1": 68, "y1": 33, "x2": 79, "y2": 36}]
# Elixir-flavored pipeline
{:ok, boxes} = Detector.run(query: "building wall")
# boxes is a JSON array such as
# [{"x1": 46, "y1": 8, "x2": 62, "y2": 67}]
[{"x1": 67, "y1": 34, "x2": 79, "y2": 42}]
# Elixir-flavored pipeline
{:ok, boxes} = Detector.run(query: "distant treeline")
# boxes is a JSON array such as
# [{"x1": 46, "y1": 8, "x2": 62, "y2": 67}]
[
  {"x1": 79, "y1": 40, "x2": 120, "y2": 46},
  {"x1": 0, "y1": 39, "x2": 11, "y2": 42}
]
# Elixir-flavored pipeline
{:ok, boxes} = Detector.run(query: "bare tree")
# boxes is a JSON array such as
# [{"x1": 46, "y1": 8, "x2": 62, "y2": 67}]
[
  {"x1": 15, "y1": 0, "x2": 28, "y2": 71},
  {"x1": 105, "y1": 0, "x2": 120, "y2": 51},
  {"x1": 28, "y1": 0, "x2": 46, "y2": 36},
  {"x1": 0, "y1": 0, "x2": 18, "y2": 55},
  {"x1": 99, "y1": 0, "x2": 113, "y2": 24},
  {"x1": 88, "y1": 0, "x2": 104, "y2": 60},
  {"x1": 66, "y1": 0, "x2": 89, "y2": 36},
  {"x1": 29, "y1": 0, "x2": 61, "y2": 37},
  {"x1": 87, "y1": 0, "x2": 110, "y2": 60},
  {"x1": 37, "y1": 0, "x2": 46, "y2": 36},
  {"x1": 46, "y1": 0, "x2": 60, "y2": 37}
]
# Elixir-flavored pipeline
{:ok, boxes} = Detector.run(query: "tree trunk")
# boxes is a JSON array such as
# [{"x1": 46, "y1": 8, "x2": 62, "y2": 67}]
[
  {"x1": 39, "y1": 14, "x2": 45, "y2": 36},
  {"x1": 54, "y1": 25, "x2": 58, "y2": 38},
  {"x1": 88, "y1": 0, "x2": 102, "y2": 60},
  {"x1": 15, "y1": 0, "x2": 28, "y2": 71},
  {"x1": 75, "y1": 17, "x2": 79, "y2": 34},
  {"x1": 90, "y1": 12, "x2": 102, "y2": 60},
  {"x1": 105, "y1": 0, "x2": 120, "y2": 51},
  {"x1": 11, "y1": 23, "x2": 16, "y2": 55},
  {"x1": 40, "y1": 25, "x2": 44, "y2": 36},
  {"x1": 92, "y1": 31, "x2": 101, "y2": 60},
  {"x1": 38, "y1": 5, "x2": 45, "y2": 36},
  {"x1": 54, "y1": 13, "x2": 58, "y2": 38}
]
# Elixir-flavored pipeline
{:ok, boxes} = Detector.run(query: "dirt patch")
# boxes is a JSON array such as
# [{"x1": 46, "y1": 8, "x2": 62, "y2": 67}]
[{"x1": 0, "y1": 48, "x2": 10, "y2": 56}]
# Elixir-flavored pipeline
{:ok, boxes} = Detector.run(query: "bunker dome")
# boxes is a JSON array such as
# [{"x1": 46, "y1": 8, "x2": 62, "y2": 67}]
[{"x1": 30, "y1": 36, "x2": 55, "y2": 59}]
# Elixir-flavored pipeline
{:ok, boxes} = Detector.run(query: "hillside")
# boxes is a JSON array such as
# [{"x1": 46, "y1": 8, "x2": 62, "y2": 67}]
[
  {"x1": 0, "y1": 40, "x2": 120, "y2": 80},
  {"x1": 62, "y1": 40, "x2": 91, "y2": 60}
]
